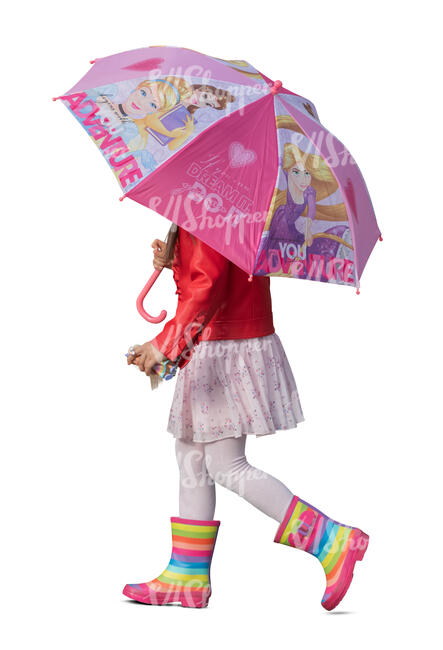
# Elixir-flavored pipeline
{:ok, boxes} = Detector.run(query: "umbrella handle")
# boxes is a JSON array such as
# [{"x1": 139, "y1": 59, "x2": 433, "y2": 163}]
[{"x1": 136, "y1": 269, "x2": 167, "y2": 324}]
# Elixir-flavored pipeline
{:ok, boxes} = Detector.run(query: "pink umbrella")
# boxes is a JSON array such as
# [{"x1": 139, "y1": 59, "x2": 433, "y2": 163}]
[{"x1": 54, "y1": 46, "x2": 381, "y2": 322}]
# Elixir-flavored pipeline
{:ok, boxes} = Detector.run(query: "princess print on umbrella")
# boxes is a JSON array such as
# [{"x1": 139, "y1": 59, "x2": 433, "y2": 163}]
[
  {"x1": 256, "y1": 120, "x2": 354, "y2": 284},
  {"x1": 96, "y1": 78, "x2": 194, "y2": 150},
  {"x1": 95, "y1": 77, "x2": 236, "y2": 173},
  {"x1": 183, "y1": 84, "x2": 235, "y2": 115},
  {"x1": 140, "y1": 81, "x2": 235, "y2": 148}
]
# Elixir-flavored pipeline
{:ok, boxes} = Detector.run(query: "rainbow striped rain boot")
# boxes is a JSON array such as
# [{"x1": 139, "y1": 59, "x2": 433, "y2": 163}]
[
  {"x1": 274, "y1": 496, "x2": 369, "y2": 611},
  {"x1": 123, "y1": 517, "x2": 220, "y2": 608}
]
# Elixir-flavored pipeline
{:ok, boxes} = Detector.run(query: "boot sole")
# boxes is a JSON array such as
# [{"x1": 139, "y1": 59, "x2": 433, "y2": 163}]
[
  {"x1": 321, "y1": 530, "x2": 369, "y2": 611},
  {"x1": 122, "y1": 584, "x2": 210, "y2": 608}
]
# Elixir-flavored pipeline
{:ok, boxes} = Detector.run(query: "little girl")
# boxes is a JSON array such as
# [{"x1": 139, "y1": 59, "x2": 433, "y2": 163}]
[{"x1": 124, "y1": 225, "x2": 369, "y2": 610}]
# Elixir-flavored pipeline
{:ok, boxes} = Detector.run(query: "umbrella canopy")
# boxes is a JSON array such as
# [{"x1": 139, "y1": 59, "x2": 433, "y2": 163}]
[{"x1": 56, "y1": 46, "x2": 380, "y2": 291}]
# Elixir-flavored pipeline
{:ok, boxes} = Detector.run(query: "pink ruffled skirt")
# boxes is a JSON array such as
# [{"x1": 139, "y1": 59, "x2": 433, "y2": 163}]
[{"x1": 167, "y1": 333, "x2": 304, "y2": 443}]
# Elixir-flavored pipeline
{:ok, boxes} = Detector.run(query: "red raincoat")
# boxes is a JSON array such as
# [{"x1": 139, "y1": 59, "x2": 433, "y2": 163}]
[{"x1": 150, "y1": 228, "x2": 275, "y2": 368}]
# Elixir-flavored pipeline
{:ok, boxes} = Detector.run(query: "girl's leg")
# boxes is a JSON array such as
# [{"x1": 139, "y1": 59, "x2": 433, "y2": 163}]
[
  {"x1": 204, "y1": 434, "x2": 369, "y2": 611},
  {"x1": 175, "y1": 438, "x2": 216, "y2": 520},
  {"x1": 203, "y1": 435, "x2": 293, "y2": 522},
  {"x1": 122, "y1": 438, "x2": 219, "y2": 608}
]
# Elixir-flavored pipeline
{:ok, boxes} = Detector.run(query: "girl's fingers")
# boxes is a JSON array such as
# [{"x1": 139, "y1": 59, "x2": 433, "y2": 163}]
[
  {"x1": 153, "y1": 241, "x2": 168, "y2": 271},
  {"x1": 153, "y1": 256, "x2": 168, "y2": 270},
  {"x1": 131, "y1": 356, "x2": 156, "y2": 376},
  {"x1": 127, "y1": 345, "x2": 157, "y2": 376},
  {"x1": 138, "y1": 355, "x2": 148, "y2": 372},
  {"x1": 152, "y1": 239, "x2": 165, "y2": 252},
  {"x1": 127, "y1": 344, "x2": 141, "y2": 365}
]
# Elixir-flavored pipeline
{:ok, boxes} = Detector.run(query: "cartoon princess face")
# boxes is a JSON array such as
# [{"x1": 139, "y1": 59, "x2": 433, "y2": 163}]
[
  {"x1": 122, "y1": 85, "x2": 161, "y2": 118},
  {"x1": 185, "y1": 85, "x2": 235, "y2": 114},
  {"x1": 190, "y1": 88, "x2": 221, "y2": 109},
  {"x1": 288, "y1": 161, "x2": 312, "y2": 199}
]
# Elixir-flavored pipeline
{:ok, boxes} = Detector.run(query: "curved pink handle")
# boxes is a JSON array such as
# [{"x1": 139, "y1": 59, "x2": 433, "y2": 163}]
[{"x1": 136, "y1": 269, "x2": 167, "y2": 324}]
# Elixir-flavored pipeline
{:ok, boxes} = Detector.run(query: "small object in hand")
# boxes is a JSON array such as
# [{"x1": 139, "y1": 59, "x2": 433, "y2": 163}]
[
  {"x1": 126, "y1": 345, "x2": 141, "y2": 365},
  {"x1": 125, "y1": 348, "x2": 178, "y2": 390},
  {"x1": 143, "y1": 358, "x2": 177, "y2": 390},
  {"x1": 148, "y1": 359, "x2": 178, "y2": 390},
  {"x1": 152, "y1": 359, "x2": 178, "y2": 380}
]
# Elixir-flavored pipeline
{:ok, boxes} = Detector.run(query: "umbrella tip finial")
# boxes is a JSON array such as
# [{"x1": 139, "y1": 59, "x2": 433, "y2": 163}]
[
  {"x1": 119, "y1": 195, "x2": 126, "y2": 202},
  {"x1": 379, "y1": 234, "x2": 383, "y2": 241},
  {"x1": 356, "y1": 288, "x2": 361, "y2": 295},
  {"x1": 89, "y1": 59, "x2": 96, "y2": 64},
  {"x1": 52, "y1": 96, "x2": 60, "y2": 101},
  {"x1": 270, "y1": 80, "x2": 283, "y2": 95},
  {"x1": 248, "y1": 274, "x2": 253, "y2": 282}
]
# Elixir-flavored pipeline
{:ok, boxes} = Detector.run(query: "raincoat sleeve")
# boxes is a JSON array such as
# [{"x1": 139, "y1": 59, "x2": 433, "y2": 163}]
[{"x1": 149, "y1": 237, "x2": 230, "y2": 364}]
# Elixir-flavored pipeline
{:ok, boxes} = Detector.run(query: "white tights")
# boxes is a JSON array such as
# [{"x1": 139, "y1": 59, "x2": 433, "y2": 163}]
[{"x1": 175, "y1": 436, "x2": 294, "y2": 522}]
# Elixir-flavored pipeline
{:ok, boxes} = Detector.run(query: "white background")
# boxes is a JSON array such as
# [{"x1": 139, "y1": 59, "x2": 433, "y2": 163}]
[{"x1": 2, "y1": 1, "x2": 442, "y2": 648}]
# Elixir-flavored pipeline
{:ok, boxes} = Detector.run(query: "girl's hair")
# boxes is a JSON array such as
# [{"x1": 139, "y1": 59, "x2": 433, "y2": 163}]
[
  {"x1": 187, "y1": 84, "x2": 235, "y2": 114},
  {"x1": 164, "y1": 223, "x2": 180, "y2": 264}
]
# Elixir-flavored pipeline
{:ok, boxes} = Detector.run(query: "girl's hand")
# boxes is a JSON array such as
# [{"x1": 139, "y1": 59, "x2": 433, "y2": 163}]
[
  {"x1": 152, "y1": 238, "x2": 172, "y2": 270},
  {"x1": 127, "y1": 342, "x2": 167, "y2": 376}
]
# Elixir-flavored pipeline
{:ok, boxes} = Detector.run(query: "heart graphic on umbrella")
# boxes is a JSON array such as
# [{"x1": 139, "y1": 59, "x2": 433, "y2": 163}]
[
  {"x1": 229, "y1": 141, "x2": 257, "y2": 168},
  {"x1": 122, "y1": 57, "x2": 164, "y2": 71}
]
